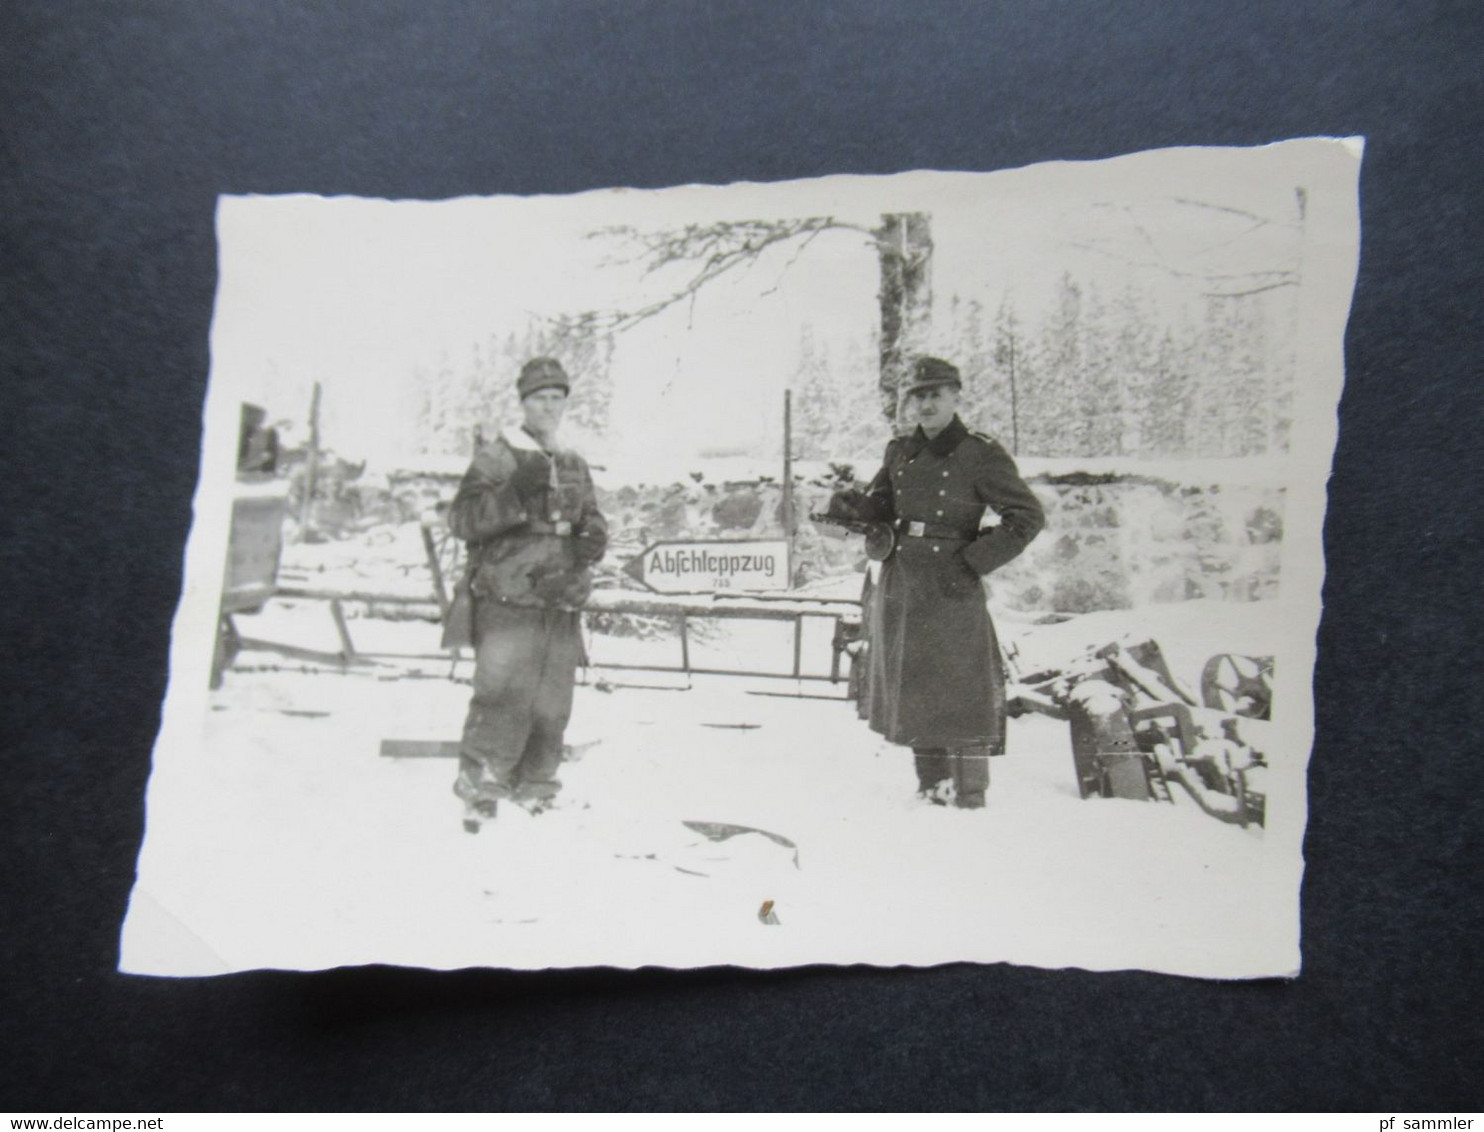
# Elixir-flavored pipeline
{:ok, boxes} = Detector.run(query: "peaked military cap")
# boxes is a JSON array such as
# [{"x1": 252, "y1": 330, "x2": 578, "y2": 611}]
[{"x1": 903, "y1": 355, "x2": 963, "y2": 395}]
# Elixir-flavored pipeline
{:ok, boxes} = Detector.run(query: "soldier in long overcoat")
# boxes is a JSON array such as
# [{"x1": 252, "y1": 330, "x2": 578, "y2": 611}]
[
  {"x1": 830, "y1": 357, "x2": 1045, "y2": 808},
  {"x1": 446, "y1": 357, "x2": 607, "y2": 830}
]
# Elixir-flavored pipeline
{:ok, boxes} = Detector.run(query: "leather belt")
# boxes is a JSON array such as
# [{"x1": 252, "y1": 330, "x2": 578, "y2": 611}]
[
  {"x1": 896, "y1": 519, "x2": 973, "y2": 541},
  {"x1": 526, "y1": 520, "x2": 573, "y2": 536}
]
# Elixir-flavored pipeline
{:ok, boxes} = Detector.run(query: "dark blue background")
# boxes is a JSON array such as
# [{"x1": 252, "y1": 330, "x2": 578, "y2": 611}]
[{"x1": 3, "y1": 0, "x2": 1480, "y2": 1111}]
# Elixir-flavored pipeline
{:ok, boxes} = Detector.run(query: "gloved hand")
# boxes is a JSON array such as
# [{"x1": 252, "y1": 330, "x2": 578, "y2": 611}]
[
  {"x1": 528, "y1": 564, "x2": 578, "y2": 604},
  {"x1": 940, "y1": 552, "x2": 985, "y2": 598},
  {"x1": 572, "y1": 522, "x2": 606, "y2": 566},
  {"x1": 826, "y1": 489, "x2": 869, "y2": 521}
]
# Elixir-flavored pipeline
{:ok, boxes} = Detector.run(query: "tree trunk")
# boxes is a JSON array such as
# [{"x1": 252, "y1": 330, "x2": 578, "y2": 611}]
[{"x1": 874, "y1": 213, "x2": 934, "y2": 425}]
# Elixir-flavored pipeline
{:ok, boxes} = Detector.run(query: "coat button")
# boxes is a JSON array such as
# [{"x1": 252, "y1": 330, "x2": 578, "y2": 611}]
[
  {"x1": 936, "y1": 509, "x2": 943, "y2": 516},
  {"x1": 942, "y1": 471, "x2": 949, "y2": 477},
  {"x1": 932, "y1": 545, "x2": 940, "y2": 553},
  {"x1": 938, "y1": 489, "x2": 946, "y2": 496}
]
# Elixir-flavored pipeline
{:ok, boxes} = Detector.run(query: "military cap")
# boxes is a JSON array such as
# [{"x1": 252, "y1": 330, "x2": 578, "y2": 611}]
[
  {"x1": 903, "y1": 356, "x2": 962, "y2": 395},
  {"x1": 517, "y1": 357, "x2": 571, "y2": 400}
]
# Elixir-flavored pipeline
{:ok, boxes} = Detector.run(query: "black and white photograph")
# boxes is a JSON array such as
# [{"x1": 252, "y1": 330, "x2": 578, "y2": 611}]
[{"x1": 120, "y1": 138, "x2": 1361, "y2": 979}]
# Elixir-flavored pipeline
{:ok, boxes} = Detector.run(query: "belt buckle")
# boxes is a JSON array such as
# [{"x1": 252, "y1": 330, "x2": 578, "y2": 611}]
[
  {"x1": 553, "y1": 521, "x2": 573, "y2": 536},
  {"x1": 907, "y1": 521, "x2": 926, "y2": 537}
]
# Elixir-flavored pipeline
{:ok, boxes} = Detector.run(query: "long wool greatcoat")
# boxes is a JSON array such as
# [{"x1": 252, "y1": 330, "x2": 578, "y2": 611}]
[{"x1": 856, "y1": 416, "x2": 1045, "y2": 751}]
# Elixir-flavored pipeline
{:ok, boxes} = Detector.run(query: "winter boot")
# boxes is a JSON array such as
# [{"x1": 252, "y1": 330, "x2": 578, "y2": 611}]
[
  {"x1": 914, "y1": 747, "x2": 953, "y2": 804},
  {"x1": 951, "y1": 746, "x2": 990, "y2": 810},
  {"x1": 462, "y1": 797, "x2": 497, "y2": 834},
  {"x1": 917, "y1": 779, "x2": 956, "y2": 807}
]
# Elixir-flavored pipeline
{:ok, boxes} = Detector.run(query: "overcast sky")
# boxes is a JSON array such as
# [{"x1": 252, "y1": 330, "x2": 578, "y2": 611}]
[{"x1": 210, "y1": 145, "x2": 1312, "y2": 470}]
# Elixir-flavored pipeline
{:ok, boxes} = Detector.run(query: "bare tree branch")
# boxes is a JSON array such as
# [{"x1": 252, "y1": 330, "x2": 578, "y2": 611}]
[
  {"x1": 1171, "y1": 197, "x2": 1302, "y2": 229},
  {"x1": 757, "y1": 225, "x2": 829, "y2": 298},
  {"x1": 1187, "y1": 219, "x2": 1270, "y2": 258},
  {"x1": 1201, "y1": 280, "x2": 1300, "y2": 298},
  {"x1": 1065, "y1": 195, "x2": 1304, "y2": 299},
  {"x1": 575, "y1": 217, "x2": 884, "y2": 332},
  {"x1": 1065, "y1": 238, "x2": 1300, "y2": 290},
  {"x1": 1117, "y1": 204, "x2": 1166, "y2": 261}
]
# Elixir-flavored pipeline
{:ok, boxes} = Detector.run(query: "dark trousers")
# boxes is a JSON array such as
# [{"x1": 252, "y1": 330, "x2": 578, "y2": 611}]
[
  {"x1": 914, "y1": 746, "x2": 991, "y2": 802},
  {"x1": 456, "y1": 601, "x2": 582, "y2": 808}
]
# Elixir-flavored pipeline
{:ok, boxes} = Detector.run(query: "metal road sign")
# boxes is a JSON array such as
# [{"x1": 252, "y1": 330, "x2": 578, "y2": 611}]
[{"x1": 622, "y1": 539, "x2": 791, "y2": 594}]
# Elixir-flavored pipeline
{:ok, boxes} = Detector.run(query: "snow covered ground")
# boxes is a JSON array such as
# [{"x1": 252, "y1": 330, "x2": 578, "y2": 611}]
[{"x1": 123, "y1": 592, "x2": 1301, "y2": 979}]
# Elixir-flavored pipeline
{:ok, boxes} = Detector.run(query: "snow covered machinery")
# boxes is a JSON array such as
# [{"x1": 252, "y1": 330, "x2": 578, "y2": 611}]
[
  {"x1": 212, "y1": 405, "x2": 289, "y2": 687},
  {"x1": 1005, "y1": 636, "x2": 1271, "y2": 828}
]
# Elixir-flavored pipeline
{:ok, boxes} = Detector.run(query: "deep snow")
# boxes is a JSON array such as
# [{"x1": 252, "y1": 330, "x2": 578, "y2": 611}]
[{"x1": 122, "y1": 593, "x2": 1299, "y2": 978}]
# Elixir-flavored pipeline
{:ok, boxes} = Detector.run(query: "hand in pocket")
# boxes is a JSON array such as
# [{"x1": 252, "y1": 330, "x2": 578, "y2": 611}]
[{"x1": 940, "y1": 552, "x2": 984, "y2": 598}]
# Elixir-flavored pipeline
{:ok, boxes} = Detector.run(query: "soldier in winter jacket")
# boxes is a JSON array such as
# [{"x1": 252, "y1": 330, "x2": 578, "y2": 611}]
[
  {"x1": 830, "y1": 356, "x2": 1045, "y2": 809},
  {"x1": 447, "y1": 357, "x2": 607, "y2": 830}
]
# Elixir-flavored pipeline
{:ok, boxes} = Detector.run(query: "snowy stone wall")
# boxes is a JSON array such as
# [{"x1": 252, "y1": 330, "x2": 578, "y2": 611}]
[
  {"x1": 998, "y1": 472, "x2": 1283, "y2": 613},
  {"x1": 596, "y1": 472, "x2": 861, "y2": 588},
  {"x1": 592, "y1": 468, "x2": 1283, "y2": 613},
  {"x1": 285, "y1": 460, "x2": 1283, "y2": 615}
]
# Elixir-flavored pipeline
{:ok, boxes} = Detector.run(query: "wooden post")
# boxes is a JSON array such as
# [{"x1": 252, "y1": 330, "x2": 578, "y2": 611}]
[
  {"x1": 782, "y1": 390, "x2": 794, "y2": 536},
  {"x1": 782, "y1": 390, "x2": 796, "y2": 587},
  {"x1": 328, "y1": 598, "x2": 356, "y2": 663},
  {"x1": 298, "y1": 381, "x2": 322, "y2": 540},
  {"x1": 1008, "y1": 334, "x2": 1019, "y2": 457},
  {"x1": 420, "y1": 522, "x2": 450, "y2": 618}
]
